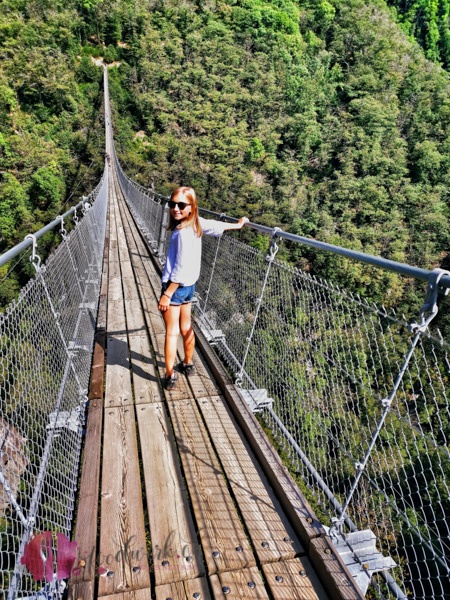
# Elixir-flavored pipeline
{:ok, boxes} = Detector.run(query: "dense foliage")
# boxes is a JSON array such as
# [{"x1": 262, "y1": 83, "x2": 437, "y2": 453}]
[
  {"x1": 1, "y1": 0, "x2": 450, "y2": 310},
  {"x1": 103, "y1": 0, "x2": 450, "y2": 311},
  {"x1": 387, "y1": 0, "x2": 450, "y2": 66},
  {"x1": 0, "y1": 0, "x2": 105, "y2": 304}
]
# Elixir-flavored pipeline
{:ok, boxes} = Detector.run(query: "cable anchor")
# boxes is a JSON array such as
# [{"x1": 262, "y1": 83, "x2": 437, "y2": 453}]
[
  {"x1": 82, "y1": 201, "x2": 91, "y2": 215},
  {"x1": 409, "y1": 268, "x2": 450, "y2": 334},
  {"x1": 25, "y1": 234, "x2": 41, "y2": 272},
  {"x1": 266, "y1": 227, "x2": 281, "y2": 262},
  {"x1": 57, "y1": 216, "x2": 67, "y2": 240}
]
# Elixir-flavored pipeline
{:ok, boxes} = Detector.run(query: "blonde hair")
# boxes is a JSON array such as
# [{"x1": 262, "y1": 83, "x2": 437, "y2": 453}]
[{"x1": 167, "y1": 186, "x2": 203, "y2": 236}]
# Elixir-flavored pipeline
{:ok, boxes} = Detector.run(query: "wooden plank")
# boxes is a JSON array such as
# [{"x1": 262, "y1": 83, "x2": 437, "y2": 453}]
[
  {"x1": 120, "y1": 256, "x2": 135, "y2": 281},
  {"x1": 222, "y1": 384, "x2": 324, "y2": 548},
  {"x1": 129, "y1": 334, "x2": 161, "y2": 404},
  {"x1": 118, "y1": 208, "x2": 166, "y2": 337},
  {"x1": 262, "y1": 558, "x2": 329, "y2": 599},
  {"x1": 107, "y1": 298, "x2": 127, "y2": 334},
  {"x1": 209, "y1": 567, "x2": 269, "y2": 599},
  {"x1": 137, "y1": 402, "x2": 204, "y2": 584},
  {"x1": 97, "y1": 295, "x2": 108, "y2": 331},
  {"x1": 197, "y1": 396, "x2": 303, "y2": 564},
  {"x1": 308, "y1": 538, "x2": 363, "y2": 600},
  {"x1": 109, "y1": 276, "x2": 124, "y2": 302},
  {"x1": 155, "y1": 577, "x2": 211, "y2": 600},
  {"x1": 121, "y1": 209, "x2": 164, "y2": 299},
  {"x1": 108, "y1": 243, "x2": 120, "y2": 265},
  {"x1": 122, "y1": 279, "x2": 147, "y2": 335},
  {"x1": 98, "y1": 406, "x2": 150, "y2": 596},
  {"x1": 105, "y1": 335, "x2": 133, "y2": 408},
  {"x1": 169, "y1": 399, "x2": 255, "y2": 574},
  {"x1": 182, "y1": 348, "x2": 221, "y2": 399},
  {"x1": 100, "y1": 589, "x2": 151, "y2": 600},
  {"x1": 68, "y1": 579, "x2": 95, "y2": 600},
  {"x1": 89, "y1": 331, "x2": 106, "y2": 400},
  {"x1": 69, "y1": 400, "x2": 103, "y2": 587}
]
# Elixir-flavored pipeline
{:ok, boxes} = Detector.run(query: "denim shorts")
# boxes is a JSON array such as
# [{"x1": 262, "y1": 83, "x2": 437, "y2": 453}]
[{"x1": 161, "y1": 282, "x2": 196, "y2": 305}]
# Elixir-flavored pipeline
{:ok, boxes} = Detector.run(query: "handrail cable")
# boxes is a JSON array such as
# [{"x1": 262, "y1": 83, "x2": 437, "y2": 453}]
[{"x1": 198, "y1": 208, "x2": 450, "y2": 290}]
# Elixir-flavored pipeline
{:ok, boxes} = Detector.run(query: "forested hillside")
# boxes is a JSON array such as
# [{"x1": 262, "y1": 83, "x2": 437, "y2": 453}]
[
  {"x1": 1, "y1": 0, "x2": 450, "y2": 313},
  {"x1": 387, "y1": 0, "x2": 450, "y2": 65},
  {"x1": 0, "y1": 0, "x2": 105, "y2": 303},
  {"x1": 108, "y1": 0, "x2": 450, "y2": 308}
]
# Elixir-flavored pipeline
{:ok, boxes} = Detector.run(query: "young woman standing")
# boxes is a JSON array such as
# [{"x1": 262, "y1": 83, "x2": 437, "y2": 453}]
[{"x1": 158, "y1": 186, "x2": 248, "y2": 390}]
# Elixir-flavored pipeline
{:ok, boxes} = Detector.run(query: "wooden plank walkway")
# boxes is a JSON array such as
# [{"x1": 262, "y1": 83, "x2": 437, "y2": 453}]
[{"x1": 68, "y1": 161, "x2": 364, "y2": 600}]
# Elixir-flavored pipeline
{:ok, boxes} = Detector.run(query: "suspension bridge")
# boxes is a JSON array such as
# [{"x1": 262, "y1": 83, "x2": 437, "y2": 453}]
[{"x1": 0, "y1": 68, "x2": 449, "y2": 600}]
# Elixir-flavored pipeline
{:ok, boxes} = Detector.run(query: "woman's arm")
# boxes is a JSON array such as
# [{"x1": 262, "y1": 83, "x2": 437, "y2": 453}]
[{"x1": 222, "y1": 217, "x2": 249, "y2": 231}]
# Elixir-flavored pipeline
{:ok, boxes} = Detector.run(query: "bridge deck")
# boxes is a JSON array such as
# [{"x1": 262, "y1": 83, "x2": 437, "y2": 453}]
[{"x1": 67, "y1": 163, "x2": 362, "y2": 600}]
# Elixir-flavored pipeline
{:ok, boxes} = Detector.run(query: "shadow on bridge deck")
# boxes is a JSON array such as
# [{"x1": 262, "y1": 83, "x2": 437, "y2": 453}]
[{"x1": 67, "y1": 159, "x2": 363, "y2": 600}]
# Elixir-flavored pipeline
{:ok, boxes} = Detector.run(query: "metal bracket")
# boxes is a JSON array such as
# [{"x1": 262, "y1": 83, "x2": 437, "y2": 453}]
[
  {"x1": 266, "y1": 227, "x2": 281, "y2": 262},
  {"x1": 57, "y1": 216, "x2": 67, "y2": 240},
  {"x1": 25, "y1": 234, "x2": 41, "y2": 271},
  {"x1": 409, "y1": 268, "x2": 450, "y2": 333},
  {"x1": 82, "y1": 201, "x2": 91, "y2": 215}
]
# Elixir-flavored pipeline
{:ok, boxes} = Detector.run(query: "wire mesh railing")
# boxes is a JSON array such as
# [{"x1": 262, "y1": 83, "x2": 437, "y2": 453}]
[
  {"x1": 119, "y1": 162, "x2": 450, "y2": 599},
  {"x1": 0, "y1": 170, "x2": 108, "y2": 599}
]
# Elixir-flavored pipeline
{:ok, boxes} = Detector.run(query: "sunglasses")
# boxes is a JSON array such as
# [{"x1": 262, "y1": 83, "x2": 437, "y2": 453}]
[{"x1": 168, "y1": 200, "x2": 191, "y2": 210}]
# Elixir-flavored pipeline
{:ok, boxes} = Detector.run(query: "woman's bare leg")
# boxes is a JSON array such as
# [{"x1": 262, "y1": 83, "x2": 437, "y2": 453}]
[
  {"x1": 180, "y1": 302, "x2": 195, "y2": 365},
  {"x1": 163, "y1": 304, "x2": 181, "y2": 375}
]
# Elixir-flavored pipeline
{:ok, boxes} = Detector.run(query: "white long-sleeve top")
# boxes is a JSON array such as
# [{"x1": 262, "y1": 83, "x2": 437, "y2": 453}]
[{"x1": 162, "y1": 217, "x2": 229, "y2": 286}]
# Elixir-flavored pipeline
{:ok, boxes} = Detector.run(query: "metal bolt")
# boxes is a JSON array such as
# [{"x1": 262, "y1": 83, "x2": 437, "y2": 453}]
[
  {"x1": 162, "y1": 560, "x2": 170, "y2": 566},
  {"x1": 307, "y1": 517, "x2": 313, "y2": 523},
  {"x1": 107, "y1": 570, "x2": 114, "y2": 578},
  {"x1": 186, "y1": 555, "x2": 193, "y2": 562},
  {"x1": 299, "y1": 569, "x2": 307, "y2": 577},
  {"x1": 78, "y1": 560, "x2": 86, "y2": 567},
  {"x1": 275, "y1": 575, "x2": 283, "y2": 583},
  {"x1": 235, "y1": 545, "x2": 243, "y2": 552},
  {"x1": 132, "y1": 566, "x2": 140, "y2": 573},
  {"x1": 248, "y1": 581, "x2": 256, "y2": 589},
  {"x1": 324, "y1": 548, "x2": 332, "y2": 555},
  {"x1": 212, "y1": 551, "x2": 220, "y2": 558},
  {"x1": 222, "y1": 587, "x2": 230, "y2": 595},
  {"x1": 283, "y1": 536, "x2": 290, "y2": 542},
  {"x1": 193, "y1": 594, "x2": 201, "y2": 599},
  {"x1": 261, "y1": 541, "x2": 269, "y2": 548}
]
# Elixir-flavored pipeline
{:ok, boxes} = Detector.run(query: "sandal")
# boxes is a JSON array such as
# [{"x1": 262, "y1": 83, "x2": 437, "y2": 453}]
[
  {"x1": 177, "y1": 361, "x2": 195, "y2": 376},
  {"x1": 164, "y1": 371, "x2": 179, "y2": 390}
]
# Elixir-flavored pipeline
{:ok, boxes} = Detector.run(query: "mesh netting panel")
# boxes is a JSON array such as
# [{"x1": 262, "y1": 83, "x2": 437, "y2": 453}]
[{"x1": 0, "y1": 175, "x2": 107, "y2": 598}]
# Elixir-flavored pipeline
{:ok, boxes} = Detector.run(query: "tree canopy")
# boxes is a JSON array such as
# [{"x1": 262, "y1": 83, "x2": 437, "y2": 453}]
[{"x1": 1, "y1": 0, "x2": 450, "y2": 310}]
